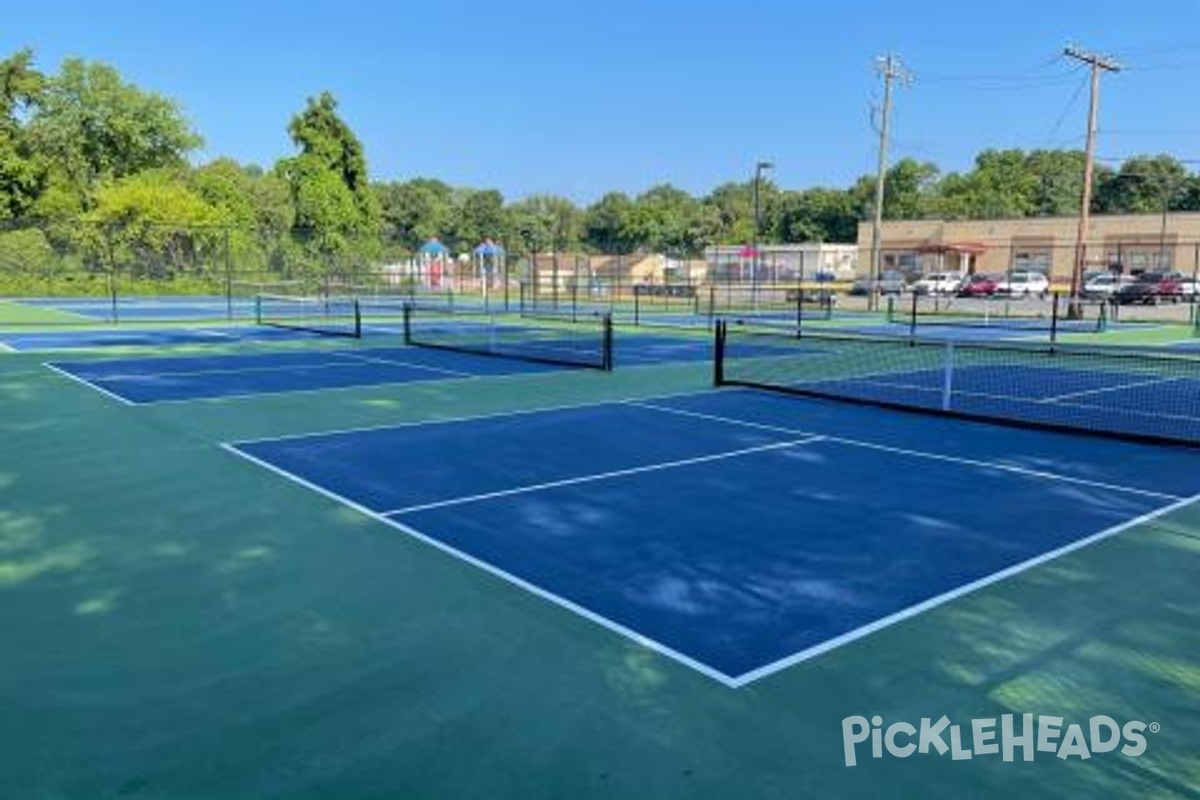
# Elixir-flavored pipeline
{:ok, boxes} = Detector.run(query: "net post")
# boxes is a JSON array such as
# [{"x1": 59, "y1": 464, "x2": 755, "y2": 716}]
[
  {"x1": 886, "y1": 294, "x2": 895, "y2": 323},
  {"x1": 352, "y1": 299, "x2": 362, "y2": 338},
  {"x1": 707, "y1": 284, "x2": 716, "y2": 329},
  {"x1": 1049, "y1": 291, "x2": 1060, "y2": 345},
  {"x1": 1097, "y1": 295, "x2": 1108, "y2": 333},
  {"x1": 254, "y1": 294, "x2": 263, "y2": 326},
  {"x1": 602, "y1": 312, "x2": 614, "y2": 371},
  {"x1": 402, "y1": 303, "x2": 413, "y2": 345},
  {"x1": 713, "y1": 319, "x2": 726, "y2": 386},
  {"x1": 634, "y1": 287, "x2": 641, "y2": 326},
  {"x1": 909, "y1": 291, "x2": 918, "y2": 341}
]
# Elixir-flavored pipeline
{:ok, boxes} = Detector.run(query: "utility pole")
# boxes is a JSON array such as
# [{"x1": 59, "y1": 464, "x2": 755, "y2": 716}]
[
  {"x1": 752, "y1": 160, "x2": 773, "y2": 311},
  {"x1": 868, "y1": 55, "x2": 908, "y2": 311},
  {"x1": 1065, "y1": 44, "x2": 1121, "y2": 317}
]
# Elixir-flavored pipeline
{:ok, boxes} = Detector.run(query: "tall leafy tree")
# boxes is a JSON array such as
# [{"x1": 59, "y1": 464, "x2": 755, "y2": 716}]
[
  {"x1": 276, "y1": 91, "x2": 380, "y2": 267},
  {"x1": 0, "y1": 49, "x2": 45, "y2": 219},
  {"x1": 29, "y1": 58, "x2": 200, "y2": 205}
]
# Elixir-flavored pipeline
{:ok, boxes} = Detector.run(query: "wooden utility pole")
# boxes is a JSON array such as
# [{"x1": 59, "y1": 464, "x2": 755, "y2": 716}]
[
  {"x1": 868, "y1": 55, "x2": 908, "y2": 311},
  {"x1": 1065, "y1": 45, "x2": 1120, "y2": 317}
]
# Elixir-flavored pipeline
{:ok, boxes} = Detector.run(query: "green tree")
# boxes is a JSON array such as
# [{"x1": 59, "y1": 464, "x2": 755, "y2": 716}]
[
  {"x1": 87, "y1": 169, "x2": 221, "y2": 282},
  {"x1": 375, "y1": 178, "x2": 454, "y2": 251},
  {"x1": 703, "y1": 182, "x2": 758, "y2": 245},
  {"x1": 769, "y1": 188, "x2": 858, "y2": 243},
  {"x1": 1025, "y1": 149, "x2": 1086, "y2": 216},
  {"x1": 29, "y1": 58, "x2": 201, "y2": 204},
  {"x1": 581, "y1": 192, "x2": 637, "y2": 253},
  {"x1": 276, "y1": 91, "x2": 380, "y2": 274},
  {"x1": 452, "y1": 189, "x2": 508, "y2": 251},
  {"x1": 850, "y1": 158, "x2": 940, "y2": 220},
  {"x1": 1095, "y1": 155, "x2": 1189, "y2": 214},
  {"x1": 627, "y1": 184, "x2": 709, "y2": 255},
  {"x1": 508, "y1": 194, "x2": 580, "y2": 253},
  {"x1": 0, "y1": 49, "x2": 45, "y2": 219}
]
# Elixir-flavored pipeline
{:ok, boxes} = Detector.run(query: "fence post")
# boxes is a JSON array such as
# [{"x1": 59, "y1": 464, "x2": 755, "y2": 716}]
[{"x1": 1049, "y1": 291, "x2": 1060, "y2": 345}]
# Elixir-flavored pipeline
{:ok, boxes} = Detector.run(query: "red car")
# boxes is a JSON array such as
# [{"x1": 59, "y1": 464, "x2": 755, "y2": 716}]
[{"x1": 956, "y1": 273, "x2": 1000, "y2": 297}]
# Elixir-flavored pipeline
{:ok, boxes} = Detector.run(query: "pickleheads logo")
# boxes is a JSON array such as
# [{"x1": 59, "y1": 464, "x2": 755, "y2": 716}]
[{"x1": 842, "y1": 714, "x2": 1159, "y2": 767}]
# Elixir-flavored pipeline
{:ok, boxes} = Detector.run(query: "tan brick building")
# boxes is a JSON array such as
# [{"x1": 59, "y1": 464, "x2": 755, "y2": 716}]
[{"x1": 856, "y1": 213, "x2": 1200, "y2": 286}]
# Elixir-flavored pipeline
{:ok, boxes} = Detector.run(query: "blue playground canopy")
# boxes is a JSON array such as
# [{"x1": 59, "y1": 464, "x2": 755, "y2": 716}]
[
  {"x1": 473, "y1": 240, "x2": 504, "y2": 257},
  {"x1": 419, "y1": 238, "x2": 450, "y2": 256}
]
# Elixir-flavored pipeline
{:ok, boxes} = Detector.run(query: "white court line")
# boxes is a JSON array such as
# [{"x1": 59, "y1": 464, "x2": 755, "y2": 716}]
[
  {"x1": 1037, "y1": 374, "x2": 1185, "y2": 403},
  {"x1": 626, "y1": 400, "x2": 1185, "y2": 502},
  {"x1": 230, "y1": 388, "x2": 721, "y2": 446},
  {"x1": 69, "y1": 356, "x2": 386, "y2": 381},
  {"x1": 42, "y1": 362, "x2": 137, "y2": 406},
  {"x1": 380, "y1": 436, "x2": 825, "y2": 516},
  {"x1": 808, "y1": 374, "x2": 1200, "y2": 425},
  {"x1": 219, "y1": 442, "x2": 744, "y2": 688},
  {"x1": 732, "y1": 491, "x2": 1200, "y2": 686},
  {"x1": 223, "y1": 411, "x2": 1200, "y2": 689},
  {"x1": 332, "y1": 350, "x2": 475, "y2": 377},
  {"x1": 0, "y1": 340, "x2": 15, "y2": 353}
]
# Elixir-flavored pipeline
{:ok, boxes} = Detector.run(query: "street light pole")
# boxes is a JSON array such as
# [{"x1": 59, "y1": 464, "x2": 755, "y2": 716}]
[{"x1": 753, "y1": 160, "x2": 773, "y2": 311}]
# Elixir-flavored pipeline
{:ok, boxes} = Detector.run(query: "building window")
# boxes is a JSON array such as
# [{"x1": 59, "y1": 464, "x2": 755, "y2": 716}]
[{"x1": 1013, "y1": 250, "x2": 1050, "y2": 274}]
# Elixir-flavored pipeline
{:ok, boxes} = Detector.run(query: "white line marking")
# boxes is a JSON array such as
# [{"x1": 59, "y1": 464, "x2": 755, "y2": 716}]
[
  {"x1": 42, "y1": 362, "x2": 137, "y2": 406},
  {"x1": 627, "y1": 401, "x2": 1185, "y2": 501},
  {"x1": 381, "y1": 437, "x2": 826, "y2": 516},
  {"x1": 730, "y1": 491, "x2": 1200, "y2": 687},
  {"x1": 71, "y1": 357, "x2": 373, "y2": 380},
  {"x1": 1036, "y1": 375, "x2": 1185, "y2": 403},
  {"x1": 0, "y1": 340, "x2": 15, "y2": 353},
  {"x1": 332, "y1": 350, "x2": 475, "y2": 377},
  {"x1": 230, "y1": 388, "x2": 722, "y2": 445},
  {"x1": 796, "y1": 374, "x2": 1200, "y2": 425},
  {"x1": 219, "y1": 442, "x2": 743, "y2": 688}
]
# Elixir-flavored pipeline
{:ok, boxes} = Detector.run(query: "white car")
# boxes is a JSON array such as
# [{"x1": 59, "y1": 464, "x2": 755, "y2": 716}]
[
  {"x1": 1083, "y1": 273, "x2": 1135, "y2": 300},
  {"x1": 912, "y1": 272, "x2": 966, "y2": 296},
  {"x1": 994, "y1": 271, "x2": 1050, "y2": 298}
]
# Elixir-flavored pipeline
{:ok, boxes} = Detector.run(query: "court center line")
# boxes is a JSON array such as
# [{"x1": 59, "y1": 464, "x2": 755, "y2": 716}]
[
  {"x1": 380, "y1": 436, "x2": 826, "y2": 516},
  {"x1": 625, "y1": 400, "x2": 1185, "y2": 502},
  {"x1": 54, "y1": 356, "x2": 397, "y2": 381},
  {"x1": 1036, "y1": 374, "x2": 1185, "y2": 403},
  {"x1": 231, "y1": 388, "x2": 722, "y2": 446},
  {"x1": 330, "y1": 350, "x2": 476, "y2": 377},
  {"x1": 806, "y1": 374, "x2": 1200, "y2": 424}
]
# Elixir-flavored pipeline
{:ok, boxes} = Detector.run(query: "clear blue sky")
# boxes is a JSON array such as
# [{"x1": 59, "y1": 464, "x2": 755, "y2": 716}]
[{"x1": 6, "y1": 0, "x2": 1198, "y2": 202}]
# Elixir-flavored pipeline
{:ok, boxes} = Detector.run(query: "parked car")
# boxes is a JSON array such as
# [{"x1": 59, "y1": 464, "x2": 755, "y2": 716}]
[
  {"x1": 994, "y1": 271, "x2": 1050, "y2": 298},
  {"x1": 956, "y1": 273, "x2": 1000, "y2": 297},
  {"x1": 1165, "y1": 271, "x2": 1197, "y2": 302},
  {"x1": 1112, "y1": 272, "x2": 1184, "y2": 305},
  {"x1": 912, "y1": 272, "x2": 966, "y2": 296},
  {"x1": 848, "y1": 270, "x2": 908, "y2": 296},
  {"x1": 1082, "y1": 273, "x2": 1135, "y2": 301}
]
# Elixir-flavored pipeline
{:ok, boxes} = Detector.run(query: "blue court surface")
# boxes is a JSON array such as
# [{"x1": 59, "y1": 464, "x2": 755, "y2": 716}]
[
  {"x1": 43, "y1": 333, "x2": 713, "y2": 403},
  {"x1": 226, "y1": 391, "x2": 1200, "y2": 685},
  {"x1": 14, "y1": 295, "x2": 251, "y2": 320},
  {"x1": 0, "y1": 324, "x2": 332, "y2": 351},
  {"x1": 47, "y1": 346, "x2": 567, "y2": 403}
]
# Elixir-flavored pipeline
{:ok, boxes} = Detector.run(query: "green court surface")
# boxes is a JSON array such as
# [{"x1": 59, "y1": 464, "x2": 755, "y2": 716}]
[{"x1": 2, "y1": 327, "x2": 1199, "y2": 799}]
